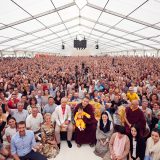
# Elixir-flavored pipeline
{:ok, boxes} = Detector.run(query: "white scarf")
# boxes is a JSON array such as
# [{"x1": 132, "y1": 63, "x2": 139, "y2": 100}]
[{"x1": 147, "y1": 137, "x2": 160, "y2": 160}]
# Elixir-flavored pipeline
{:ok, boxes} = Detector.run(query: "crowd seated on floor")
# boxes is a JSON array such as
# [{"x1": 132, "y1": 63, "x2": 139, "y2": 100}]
[{"x1": 0, "y1": 55, "x2": 160, "y2": 160}]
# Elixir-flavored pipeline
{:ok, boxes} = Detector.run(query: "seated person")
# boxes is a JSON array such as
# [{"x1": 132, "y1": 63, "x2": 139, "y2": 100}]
[
  {"x1": 155, "y1": 111, "x2": 160, "y2": 131},
  {"x1": 3, "y1": 117, "x2": 17, "y2": 158},
  {"x1": 0, "y1": 142, "x2": 8, "y2": 160},
  {"x1": 0, "y1": 107, "x2": 7, "y2": 143},
  {"x1": 54, "y1": 97, "x2": 73, "y2": 149},
  {"x1": 74, "y1": 106, "x2": 91, "y2": 131},
  {"x1": 129, "y1": 124, "x2": 145, "y2": 160},
  {"x1": 74, "y1": 97, "x2": 97, "y2": 147},
  {"x1": 127, "y1": 87, "x2": 139, "y2": 102},
  {"x1": 145, "y1": 128, "x2": 160, "y2": 160},
  {"x1": 94, "y1": 112, "x2": 113, "y2": 158},
  {"x1": 11, "y1": 121, "x2": 47, "y2": 160},
  {"x1": 158, "y1": 120, "x2": 160, "y2": 131},
  {"x1": 41, "y1": 113, "x2": 59, "y2": 158},
  {"x1": 103, "y1": 125, "x2": 130, "y2": 160},
  {"x1": 26, "y1": 107, "x2": 43, "y2": 141}
]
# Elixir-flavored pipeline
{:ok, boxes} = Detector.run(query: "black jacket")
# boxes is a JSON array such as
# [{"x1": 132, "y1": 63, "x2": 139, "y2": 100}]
[{"x1": 129, "y1": 136, "x2": 146, "y2": 160}]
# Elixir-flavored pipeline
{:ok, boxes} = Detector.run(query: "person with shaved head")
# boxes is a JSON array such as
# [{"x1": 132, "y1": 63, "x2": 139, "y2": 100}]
[{"x1": 125, "y1": 100, "x2": 146, "y2": 137}]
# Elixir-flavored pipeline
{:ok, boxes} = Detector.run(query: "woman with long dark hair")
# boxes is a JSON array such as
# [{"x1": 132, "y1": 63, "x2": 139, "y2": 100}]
[
  {"x1": 54, "y1": 90, "x2": 62, "y2": 105},
  {"x1": 129, "y1": 124, "x2": 145, "y2": 160},
  {"x1": 27, "y1": 97, "x2": 41, "y2": 114},
  {"x1": 94, "y1": 111, "x2": 113, "y2": 158},
  {"x1": 103, "y1": 125, "x2": 130, "y2": 160}
]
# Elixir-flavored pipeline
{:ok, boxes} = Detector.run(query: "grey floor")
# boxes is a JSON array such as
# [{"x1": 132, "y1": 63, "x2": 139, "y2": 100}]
[{"x1": 48, "y1": 141, "x2": 102, "y2": 160}]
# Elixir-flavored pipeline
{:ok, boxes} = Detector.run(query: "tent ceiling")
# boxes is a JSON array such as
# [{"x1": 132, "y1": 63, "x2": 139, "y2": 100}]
[{"x1": 0, "y1": 0, "x2": 160, "y2": 55}]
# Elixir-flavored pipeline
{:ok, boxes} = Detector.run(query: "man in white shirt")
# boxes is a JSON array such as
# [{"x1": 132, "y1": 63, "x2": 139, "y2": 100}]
[
  {"x1": 54, "y1": 97, "x2": 73, "y2": 149},
  {"x1": 26, "y1": 107, "x2": 43, "y2": 141}
]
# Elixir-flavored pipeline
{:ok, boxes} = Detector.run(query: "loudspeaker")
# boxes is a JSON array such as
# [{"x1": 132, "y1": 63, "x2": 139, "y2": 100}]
[
  {"x1": 74, "y1": 40, "x2": 79, "y2": 48},
  {"x1": 74, "y1": 39, "x2": 87, "y2": 49},
  {"x1": 95, "y1": 44, "x2": 99, "y2": 49},
  {"x1": 81, "y1": 40, "x2": 87, "y2": 49},
  {"x1": 62, "y1": 45, "x2": 65, "y2": 49}
]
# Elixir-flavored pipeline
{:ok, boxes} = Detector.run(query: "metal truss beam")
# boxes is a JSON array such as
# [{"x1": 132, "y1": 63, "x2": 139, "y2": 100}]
[
  {"x1": 81, "y1": 16, "x2": 160, "y2": 44},
  {"x1": 1, "y1": 25, "x2": 79, "y2": 51},
  {"x1": 81, "y1": 24, "x2": 159, "y2": 50},
  {"x1": 0, "y1": 2, "x2": 76, "y2": 30},
  {"x1": 87, "y1": 3, "x2": 160, "y2": 31},
  {"x1": 82, "y1": 30, "x2": 136, "y2": 48},
  {"x1": 0, "y1": 16, "x2": 78, "y2": 45},
  {"x1": 19, "y1": 30, "x2": 78, "y2": 51}
]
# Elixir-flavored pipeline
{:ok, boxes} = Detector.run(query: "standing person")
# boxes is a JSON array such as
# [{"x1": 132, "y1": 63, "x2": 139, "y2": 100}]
[
  {"x1": 74, "y1": 97, "x2": 97, "y2": 147},
  {"x1": 54, "y1": 97, "x2": 73, "y2": 149},
  {"x1": 94, "y1": 112, "x2": 113, "y2": 158},
  {"x1": 125, "y1": 100, "x2": 146, "y2": 137},
  {"x1": 103, "y1": 125, "x2": 130, "y2": 160},
  {"x1": 11, "y1": 121, "x2": 47, "y2": 160},
  {"x1": 144, "y1": 128, "x2": 160, "y2": 160},
  {"x1": 129, "y1": 124, "x2": 145, "y2": 160}
]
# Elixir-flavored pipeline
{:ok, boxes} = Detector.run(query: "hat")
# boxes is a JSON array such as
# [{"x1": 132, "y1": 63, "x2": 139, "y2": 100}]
[{"x1": 129, "y1": 87, "x2": 134, "y2": 91}]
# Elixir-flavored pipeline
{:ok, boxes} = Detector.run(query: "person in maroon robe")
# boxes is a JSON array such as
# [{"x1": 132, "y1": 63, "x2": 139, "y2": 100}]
[
  {"x1": 125, "y1": 100, "x2": 146, "y2": 137},
  {"x1": 74, "y1": 97, "x2": 97, "y2": 147}
]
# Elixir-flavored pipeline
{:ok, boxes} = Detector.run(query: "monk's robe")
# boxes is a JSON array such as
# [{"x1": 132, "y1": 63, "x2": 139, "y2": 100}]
[
  {"x1": 125, "y1": 107, "x2": 146, "y2": 137},
  {"x1": 74, "y1": 103, "x2": 97, "y2": 145}
]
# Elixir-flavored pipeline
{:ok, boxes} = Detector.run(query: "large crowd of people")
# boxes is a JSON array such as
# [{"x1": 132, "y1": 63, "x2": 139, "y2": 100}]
[{"x1": 0, "y1": 55, "x2": 160, "y2": 160}]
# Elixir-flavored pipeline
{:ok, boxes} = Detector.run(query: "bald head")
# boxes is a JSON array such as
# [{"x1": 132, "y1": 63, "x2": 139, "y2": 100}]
[{"x1": 131, "y1": 100, "x2": 139, "y2": 109}]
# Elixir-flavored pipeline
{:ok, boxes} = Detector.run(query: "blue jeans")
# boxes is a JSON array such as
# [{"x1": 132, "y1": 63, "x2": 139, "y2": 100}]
[
  {"x1": 19, "y1": 150, "x2": 47, "y2": 160},
  {"x1": 144, "y1": 155, "x2": 153, "y2": 160}
]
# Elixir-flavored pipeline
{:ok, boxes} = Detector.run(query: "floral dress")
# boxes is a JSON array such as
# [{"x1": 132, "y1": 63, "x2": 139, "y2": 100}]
[{"x1": 41, "y1": 124, "x2": 59, "y2": 158}]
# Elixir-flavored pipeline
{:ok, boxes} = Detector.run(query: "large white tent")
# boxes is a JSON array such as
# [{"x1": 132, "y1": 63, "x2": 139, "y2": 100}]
[{"x1": 0, "y1": 0, "x2": 160, "y2": 57}]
